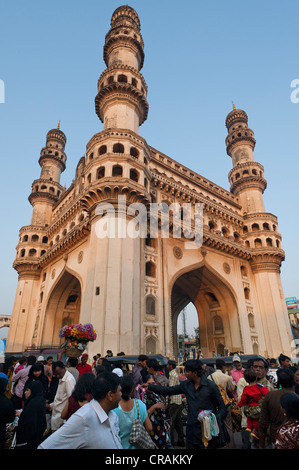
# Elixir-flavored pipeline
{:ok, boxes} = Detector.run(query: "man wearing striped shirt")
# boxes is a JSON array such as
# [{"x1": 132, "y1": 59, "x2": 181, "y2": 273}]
[{"x1": 167, "y1": 360, "x2": 185, "y2": 447}]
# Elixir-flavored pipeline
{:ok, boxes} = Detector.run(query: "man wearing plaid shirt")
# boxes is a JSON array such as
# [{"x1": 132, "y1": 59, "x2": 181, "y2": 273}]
[{"x1": 167, "y1": 360, "x2": 185, "y2": 447}]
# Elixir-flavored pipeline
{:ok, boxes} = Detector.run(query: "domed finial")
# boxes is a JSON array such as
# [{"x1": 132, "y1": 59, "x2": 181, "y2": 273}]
[
  {"x1": 232, "y1": 102, "x2": 236, "y2": 110},
  {"x1": 57, "y1": 121, "x2": 61, "y2": 130}
]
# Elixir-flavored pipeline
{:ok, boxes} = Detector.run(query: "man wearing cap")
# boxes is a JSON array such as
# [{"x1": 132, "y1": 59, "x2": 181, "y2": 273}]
[
  {"x1": 76, "y1": 354, "x2": 92, "y2": 378},
  {"x1": 231, "y1": 355, "x2": 245, "y2": 393}
]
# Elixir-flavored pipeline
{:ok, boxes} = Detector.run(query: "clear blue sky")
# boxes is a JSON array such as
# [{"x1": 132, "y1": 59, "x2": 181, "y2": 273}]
[{"x1": 0, "y1": 1, "x2": 298, "y2": 336}]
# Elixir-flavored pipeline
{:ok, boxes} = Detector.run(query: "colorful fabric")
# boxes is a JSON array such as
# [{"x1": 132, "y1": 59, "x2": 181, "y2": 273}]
[{"x1": 274, "y1": 419, "x2": 299, "y2": 449}]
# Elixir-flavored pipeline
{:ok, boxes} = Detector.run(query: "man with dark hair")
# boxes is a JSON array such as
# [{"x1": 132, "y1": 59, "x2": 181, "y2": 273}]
[
  {"x1": 253, "y1": 357, "x2": 274, "y2": 391},
  {"x1": 167, "y1": 359, "x2": 185, "y2": 447},
  {"x1": 132, "y1": 354, "x2": 148, "y2": 392},
  {"x1": 46, "y1": 361, "x2": 76, "y2": 431},
  {"x1": 147, "y1": 358, "x2": 169, "y2": 387},
  {"x1": 259, "y1": 368, "x2": 296, "y2": 449},
  {"x1": 142, "y1": 359, "x2": 227, "y2": 449},
  {"x1": 278, "y1": 354, "x2": 291, "y2": 369},
  {"x1": 39, "y1": 372, "x2": 122, "y2": 449}
]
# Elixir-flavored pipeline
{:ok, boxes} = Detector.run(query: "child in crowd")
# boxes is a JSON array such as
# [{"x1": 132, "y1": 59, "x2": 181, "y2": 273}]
[{"x1": 238, "y1": 368, "x2": 269, "y2": 439}]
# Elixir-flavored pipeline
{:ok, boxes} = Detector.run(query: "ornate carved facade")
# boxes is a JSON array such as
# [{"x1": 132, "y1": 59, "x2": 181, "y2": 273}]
[{"x1": 6, "y1": 6, "x2": 293, "y2": 359}]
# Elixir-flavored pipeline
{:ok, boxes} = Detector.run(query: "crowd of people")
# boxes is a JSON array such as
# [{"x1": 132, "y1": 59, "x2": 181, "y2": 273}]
[{"x1": 0, "y1": 350, "x2": 299, "y2": 450}]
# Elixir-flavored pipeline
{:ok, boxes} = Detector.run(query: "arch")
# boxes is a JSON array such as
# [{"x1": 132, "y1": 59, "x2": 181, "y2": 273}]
[
  {"x1": 112, "y1": 165, "x2": 123, "y2": 177},
  {"x1": 99, "y1": 145, "x2": 107, "y2": 155},
  {"x1": 266, "y1": 237, "x2": 273, "y2": 247},
  {"x1": 113, "y1": 143, "x2": 124, "y2": 154},
  {"x1": 170, "y1": 262, "x2": 241, "y2": 359},
  {"x1": 252, "y1": 223, "x2": 260, "y2": 232},
  {"x1": 129, "y1": 168, "x2": 139, "y2": 183},
  {"x1": 244, "y1": 287, "x2": 250, "y2": 300},
  {"x1": 146, "y1": 336, "x2": 156, "y2": 355},
  {"x1": 97, "y1": 167, "x2": 105, "y2": 179},
  {"x1": 41, "y1": 269, "x2": 82, "y2": 347},
  {"x1": 254, "y1": 238, "x2": 262, "y2": 248},
  {"x1": 130, "y1": 147, "x2": 139, "y2": 158}
]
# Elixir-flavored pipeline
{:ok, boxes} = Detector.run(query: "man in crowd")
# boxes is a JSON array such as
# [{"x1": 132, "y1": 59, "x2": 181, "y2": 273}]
[
  {"x1": 76, "y1": 353, "x2": 93, "y2": 378},
  {"x1": 142, "y1": 359, "x2": 227, "y2": 449},
  {"x1": 208, "y1": 359, "x2": 236, "y2": 449},
  {"x1": 230, "y1": 354, "x2": 245, "y2": 387},
  {"x1": 46, "y1": 361, "x2": 76, "y2": 432},
  {"x1": 132, "y1": 354, "x2": 148, "y2": 391},
  {"x1": 259, "y1": 368, "x2": 297, "y2": 449},
  {"x1": 39, "y1": 372, "x2": 122, "y2": 449},
  {"x1": 167, "y1": 359, "x2": 185, "y2": 447},
  {"x1": 278, "y1": 354, "x2": 291, "y2": 370}
]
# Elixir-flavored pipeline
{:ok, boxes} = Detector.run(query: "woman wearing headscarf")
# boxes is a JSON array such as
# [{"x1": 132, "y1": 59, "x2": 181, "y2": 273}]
[
  {"x1": 0, "y1": 377, "x2": 15, "y2": 449},
  {"x1": 15, "y1": 381, "x2": 47, "y2": 449},
  {"x1": 23, "y1": 361, "x2": 49, "y2": 401}
]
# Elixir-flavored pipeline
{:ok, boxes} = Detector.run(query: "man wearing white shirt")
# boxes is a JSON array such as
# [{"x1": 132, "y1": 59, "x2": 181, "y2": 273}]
[
  {"x1": 46, "y1": 361, "x2": 76, "y2": 431},
  {"x1": 39, "y1": 371, "x2": 122, "y2": 449}
]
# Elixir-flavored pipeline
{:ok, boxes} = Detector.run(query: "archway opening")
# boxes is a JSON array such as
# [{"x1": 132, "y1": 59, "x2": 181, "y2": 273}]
[
  {"x1": 41, "y1": 271, "x2": 81, "y2": 347},
  {"x1": 171, "y1": 265, "x2": 241, "y2": 359}
]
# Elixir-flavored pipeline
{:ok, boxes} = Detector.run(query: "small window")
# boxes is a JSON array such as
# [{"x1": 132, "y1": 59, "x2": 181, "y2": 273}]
[
  {"x1": 97, "y1": 167, "x2": 105, "y2": 179},
  {"x1": 146, "y1": 296, "x2": 156, "y2": 316},
  {"x1": 112, "y1": 165, "x2": 123, "y2": 177},
  {"x1": 130, "y1": 169, "x2": 139, "y2": 183},
  {"x1": 113, "y1": 143, "x2": 124, "y2": 154},
  {"x1": 99, "y1": 145, "x2": 107, "y2": 155},
  {"x1": 145, "y1": 261, "x2": 156, "y2": 277}
]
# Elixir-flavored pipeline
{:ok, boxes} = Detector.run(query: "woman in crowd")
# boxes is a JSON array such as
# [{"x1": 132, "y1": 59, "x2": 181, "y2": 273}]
[
  {"x1": 274, "y1": 393, "x2": 299, "y2": 449},
  {"x1": 0, "y1": 377, "x2": 15, "y2": 449},
  {"x1": 15, "y1": 381, "x2": 47, "y2": 449},
  {"x1": 23, "y1": 362, "x2": 49, "y2": 401},
  {"x1": 138, "y1": 375, "x2": 169, "y2": 449},
  {"x1": 113, "y1": 375, "x2": 152, "y2": 449},
  {"x1": 61, "y1": 372, "x2": 94, "y2": 421}
]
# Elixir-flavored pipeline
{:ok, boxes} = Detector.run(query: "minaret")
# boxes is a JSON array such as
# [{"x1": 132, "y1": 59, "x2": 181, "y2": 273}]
[
  {"x1": 28, "y1": 124, "x2": 67, "y2": 226},
  {"x1": 95, "y1": 5, "x2": 149, "y2": 134},
  {"x1": 225, "y1": 106, "x2": 292, "y2": 357}
]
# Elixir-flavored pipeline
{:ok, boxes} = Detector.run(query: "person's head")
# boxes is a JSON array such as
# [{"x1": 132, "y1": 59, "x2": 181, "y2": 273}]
[
  {"x1": 72, "y1": 372, "x2": 95, "y2": 402},
  {"x1": 244, "y1": 368, "x2": 257, "y2": 384},
  {"x1": 277, "y1": 368, "x2": 295, "y2": 389},
  {"x1": 290, "y1": 366, "x2": 299, "y2": 383},
  {"x1": 184, "y1": 360, "x2": 204, "y2": 382},
  {"x1": 232, "y1": 354, "x2": 242, "y2": 370},
  {"x1": 11, "y1": 356, "x2": 18, "y2": 366},
  {"x1": 37, "y1": 355, "x2": 45, "y2": 363},
  {"x1": 52, "y1": 361, "x2": 66, "y2": 379},
  {"x1": 19, "y1": 356, "x2": 28, "y2": 366},
  {"x1": 253, "y1": 357, "x2": 268, "y2": 379},
  {"x1": 92, "y1": 371, "x2": 121, "y2": 411},
  {"x1": 112, "y1": 368, "x2": 123, "y2": 378},
  {"x1": 146, "y1": 358, "x2": 160, "y2": 375},
  {"x1": 280, "y1": 393, "x2": 299, "y2": 420},
  {"x1": 167, "y1": 360, "x2": 177, "y2": 371},
  {"x1": 27, "y1": 355, "x2": 37, "y2": 366},
  {"x1": 24, "y1": 380, "x2": 44, "y2": 402},
  {"x1": 46, "y1": 356, "x2": 53, "y2": 365},
  {"x1": 137, "y1": 355, "x2": 148, "y2": 368},
  {"x1": 269, "y1": 358, "x2": 278, "y2": 369},
  {"x1": 96, "y1": 353, "x2": 101, "y2": 359},
  {"x1": 278, "y1": 354, "x2": 291, "y2": 368},
  {"x1": 215, "y1": 359, "x2": 226, "y2": 372},
  {"x1": 119, "y1": 375, "x2": 133, "y2": 401},
  {"x1": 95, "y1": 365, "x2": 106, "y2": 376},
  {"x1": 99, "y1": 358, "x2": 112, "y2": 372},
  {"x1": 29, "y1": 362, "x2": 44, "y2": 380},
  {"x1": 67, "y1": 357, "x2": 79, "y2": 368},
  {"x1": 81, "y1": 354, "x2": 89, "y2": 365}
]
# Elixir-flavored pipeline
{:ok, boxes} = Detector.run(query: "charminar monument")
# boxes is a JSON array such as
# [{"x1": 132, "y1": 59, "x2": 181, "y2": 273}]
[{"x1": 5, "y1": 6, "x2": 293, "y2": 359}]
